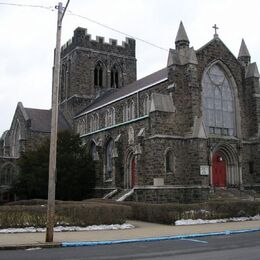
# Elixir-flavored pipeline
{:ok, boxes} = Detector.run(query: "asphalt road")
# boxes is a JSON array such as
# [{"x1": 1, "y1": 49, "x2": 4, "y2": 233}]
[{"x1": 0, "y1": 231, "x2": 260, "y2": 260}]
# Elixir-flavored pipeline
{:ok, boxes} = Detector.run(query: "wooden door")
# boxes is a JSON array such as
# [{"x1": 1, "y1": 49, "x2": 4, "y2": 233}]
[{"x1": 212, "y1": 152, "x2": 226, "y2": 187}]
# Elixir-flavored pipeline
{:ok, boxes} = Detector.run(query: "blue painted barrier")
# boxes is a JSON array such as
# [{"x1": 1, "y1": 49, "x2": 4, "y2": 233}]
[{"x1": 62, "y1": 227, "x2": 260, "y2": 247}]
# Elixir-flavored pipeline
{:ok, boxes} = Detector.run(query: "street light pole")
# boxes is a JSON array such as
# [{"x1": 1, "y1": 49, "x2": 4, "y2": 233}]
[{"x1": 46, "y1": 0, "x2": 70, "y2": 243}]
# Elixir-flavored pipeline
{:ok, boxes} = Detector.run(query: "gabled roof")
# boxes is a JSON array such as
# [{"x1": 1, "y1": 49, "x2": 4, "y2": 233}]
[
  {"x1": 196, "y1": 37, "x2": 239, "y2": 63},
  {"x1": 77, "y1": 68, "x2": 168, "y2": 117},
  {"x1": 0, "y1": 130, "x2": 9, "y2": 141},
  {"x1": 24, "y1": 107, "x2": 71, "y2": 132}
]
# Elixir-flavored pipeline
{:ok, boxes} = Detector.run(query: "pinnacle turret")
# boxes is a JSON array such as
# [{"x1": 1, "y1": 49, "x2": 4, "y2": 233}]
[
  {"x1": 246, "y1": 62, "x2": 260, "y2": 79},
  {"x1": 175, "y1": 21, "x2": 189, "y2": 49},
  {"x1": 238, "y1": 39, "x2": 251, "y2": 66},
  {"x1": 238, "y1": 39, "x2": 250, "y2": 58}
]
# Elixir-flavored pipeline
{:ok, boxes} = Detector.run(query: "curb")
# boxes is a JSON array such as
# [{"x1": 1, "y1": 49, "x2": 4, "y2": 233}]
[
  {"x1": 0, "y1": 243, "x2": 61, "y2": 251},
  {"x1": 62, "y1": 228, "x2": 260, "y2": 247}
]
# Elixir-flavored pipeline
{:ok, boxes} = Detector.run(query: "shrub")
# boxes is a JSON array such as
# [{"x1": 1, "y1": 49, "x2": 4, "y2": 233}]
[
  {"x1": 14, "y1": 131, "x2": 96, "y2": 201},
  {"x1": 0, "y1": 206, "x2": 46, "y2": 228},
  {"x1": 122, "y1": 200, "x2": 260, "y2": 224},
  {"x1": 0, "y1": 202, "x2": 132, "y2": 228},
  {"x1": 5, "y1": 199, "x2": 47, "y2": 206},
  {"x1": 56, "y1": 203, "x2": 132, "y2": 226}
]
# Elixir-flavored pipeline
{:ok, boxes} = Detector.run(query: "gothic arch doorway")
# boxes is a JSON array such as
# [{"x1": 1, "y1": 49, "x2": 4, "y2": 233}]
[
  {"x1": 212, "y1": 152, "x2": 226, "y2": 187},
  {"x1": 211, "y1": 144, "x2": 240, "y2": 187},
  {"x1": 125, "y1": 150, "x2": 136, "y2": 189}
]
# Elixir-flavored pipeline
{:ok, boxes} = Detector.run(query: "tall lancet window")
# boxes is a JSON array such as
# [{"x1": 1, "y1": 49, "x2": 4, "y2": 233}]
[
  {"x1": 111, "y1": 65, "x2": 119, "y2": 88},
  {"x1": 143, "y1": 94, "x2": 150, "y2": 115},
  {"x1": 202, "y1": 64, "x2": 236, "y2": 136},
  {"x1": 105, "y1": 139, "x2": 113, "y2": 180},
  {"x1": 94, "y1": 62, "x2": 103, "y2": 87}
]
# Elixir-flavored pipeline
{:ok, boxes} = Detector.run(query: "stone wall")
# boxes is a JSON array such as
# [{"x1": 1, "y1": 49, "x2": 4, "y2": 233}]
[
  {"x1": 129, "y1": 187, "x2": 209, "y2": 203},
  {"x1": 59, "y1": 27, "x2": 137, "y2": 125}
]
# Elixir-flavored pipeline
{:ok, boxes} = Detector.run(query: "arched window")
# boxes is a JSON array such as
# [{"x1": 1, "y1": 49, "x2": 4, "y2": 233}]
[
  {"x1": 165, "y1": 149, "x2": 174, "y2": 173},
  {"x1": 105, "y1": 139, "x2": 113, "y2": 180},
  {"x1": 90, "y1": 113, "x2": 99, "y2": 132},
  {"x1": 105, "y1": 107, "x2": 115, "y2": 127},
  {"x1": 90, "y1": 142, "x2": 98, "y2": 161},
  {"x1": 131, "y1": 100, "x2": 135, "y2": 119},
  {"x1": 112, "y1": 107, "x2": 115, "y2": 125},
  {"x1": 94, "y1": 62, "x2": 103, "y2": 87},
  {"x1": 111, "y1": 65, "x2": 119, "y2": 88},
  {"x1": 77, "y1": 118, "x2": 86, "y2": 135},
  {"x1": 202, "y1": 64, "x2": 235, "y2": 136},
  {"x1": 12, "y1": 120, "x2": 21, "y2": 157},
  {"x1": 123, "y1": 102, "x2": 128, "y2": 122},
  {"x1": 128, "y1": 99, "x2": 135, "y2": 120},
  {"x1": 143, "y1": 94, "x2": 150, "y2": 115},
  {"x1": 0, "y1": 164, "x2": 16, "y2": 186}
]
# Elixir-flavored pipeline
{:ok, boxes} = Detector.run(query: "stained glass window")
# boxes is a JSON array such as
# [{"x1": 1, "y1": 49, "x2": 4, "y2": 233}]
[{"x1": 202, "y1": 64, "x2": 235, "y2": 136}]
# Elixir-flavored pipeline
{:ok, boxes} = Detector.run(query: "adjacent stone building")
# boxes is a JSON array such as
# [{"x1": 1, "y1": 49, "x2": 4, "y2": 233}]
[
  {"x1": 0, "y1": 102, "x2": 70, "y2": 202},
  {"x1": 1, "y1": 22, "x2": 260, "y2": 203}
]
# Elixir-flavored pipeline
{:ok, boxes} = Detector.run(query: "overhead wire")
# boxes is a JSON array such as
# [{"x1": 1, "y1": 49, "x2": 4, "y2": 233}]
[
  {"x1": 67, "y1": 11, "x2": 169, "y2": 52},
  {"x1": 0, "y1": 2, "x2": 54, "y2": 11},
  {"x1": 0, "y1": 2, "x2": 190, "y2": 55}
]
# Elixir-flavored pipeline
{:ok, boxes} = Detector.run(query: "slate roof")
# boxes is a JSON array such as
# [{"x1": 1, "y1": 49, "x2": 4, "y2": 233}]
[
  {"x1": 24, "y1": 108, "x2": 71, "y2": 132},
  {"x1": 78, "y1": 67, "x2": 168, "y2": 116}
]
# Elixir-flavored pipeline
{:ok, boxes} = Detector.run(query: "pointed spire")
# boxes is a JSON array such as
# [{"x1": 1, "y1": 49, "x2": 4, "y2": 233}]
[
  {"x1": 238, "y1": 39, "x2": 250, "y2": 58},
  {"x1": 175, "y1": 21, "x2": 189, "y2": 49},
  {"x1": 238, "y1": 39, "x2": 251, "y2": 67}
]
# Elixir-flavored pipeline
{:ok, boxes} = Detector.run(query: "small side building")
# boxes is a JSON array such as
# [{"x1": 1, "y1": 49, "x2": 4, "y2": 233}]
[{"x1": 0, "y1": 102, "x2": 70, "y2": 203}]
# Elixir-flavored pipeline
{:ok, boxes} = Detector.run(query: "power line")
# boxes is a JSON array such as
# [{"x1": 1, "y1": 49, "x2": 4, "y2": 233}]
[
  {"x1": 0, "y1": 2, "x2": 171, "y2": 53},
  {"x1": 68, "y1": 11, "x2": 169, "y2": 52},
  {"x1": 0, "y1": 2, "x2": 53, "y2": 11}
]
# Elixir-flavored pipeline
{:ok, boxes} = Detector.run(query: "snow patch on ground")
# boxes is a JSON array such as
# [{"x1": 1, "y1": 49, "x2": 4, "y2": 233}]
[
  {"x1": 175, "y1": 215, "x2": 260, "y2": 226},
  {"x1": 0, "y1": 223, "x2": 135, "y2": 234},
  {"x1": 26, "y1": 247, "x2": 42, "y2": 251}
]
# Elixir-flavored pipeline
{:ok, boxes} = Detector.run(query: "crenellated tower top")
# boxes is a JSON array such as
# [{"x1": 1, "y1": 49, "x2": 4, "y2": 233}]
[{"x1": 61, "y1": 27, "x2": 136, "y2": 58}]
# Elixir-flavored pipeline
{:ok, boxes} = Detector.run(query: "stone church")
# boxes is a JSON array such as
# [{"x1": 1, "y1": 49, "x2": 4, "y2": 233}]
[{"x1": 1, "y1": 22, "x2": 260, "y2": 203}]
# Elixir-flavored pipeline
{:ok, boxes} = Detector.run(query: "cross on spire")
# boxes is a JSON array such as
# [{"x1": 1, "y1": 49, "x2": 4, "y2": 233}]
[{"x1": 212, "y1": 24, "x2": 219, "y2": 38}]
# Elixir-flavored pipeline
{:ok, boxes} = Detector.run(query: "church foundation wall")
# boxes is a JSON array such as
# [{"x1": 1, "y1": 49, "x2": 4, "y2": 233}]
[{"x1": 128, "y1": 187, "x2": 209, "y2": 203}]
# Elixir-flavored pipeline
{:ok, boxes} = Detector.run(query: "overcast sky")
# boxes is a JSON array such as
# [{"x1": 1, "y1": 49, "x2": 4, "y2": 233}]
[{"x1": 1, "y1": 0, "x2": 260, "y2": 135}]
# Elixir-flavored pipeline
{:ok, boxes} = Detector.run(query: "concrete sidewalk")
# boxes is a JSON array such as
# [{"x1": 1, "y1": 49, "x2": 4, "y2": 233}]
[{"x1": 0, "y1": 220, "x2": 260, "y2": 250}]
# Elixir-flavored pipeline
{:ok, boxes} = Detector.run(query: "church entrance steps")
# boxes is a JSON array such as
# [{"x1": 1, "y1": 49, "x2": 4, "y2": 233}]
[
  {"x1": 209, "y1": 188, "x2": 256, "y2": 201},
  {"x1": 108, "y1": 189, "x2": 134, "y2": 201},
  {"x1": 102, "y1": 189, "x2": 119, "y2": 199}
]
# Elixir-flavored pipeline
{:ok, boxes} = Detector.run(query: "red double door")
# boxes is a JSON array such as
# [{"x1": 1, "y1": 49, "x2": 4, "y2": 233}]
[{"x1": 212, "y1": 152, "x2": 227, "y2": 187}]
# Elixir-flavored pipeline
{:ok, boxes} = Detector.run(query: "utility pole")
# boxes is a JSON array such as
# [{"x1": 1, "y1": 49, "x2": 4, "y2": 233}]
[{"x1": 46, "y1": 0, "x2": 70, "y2": 243}]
